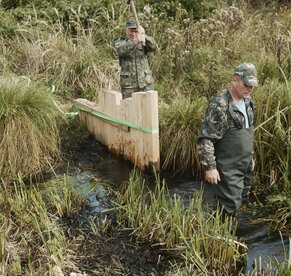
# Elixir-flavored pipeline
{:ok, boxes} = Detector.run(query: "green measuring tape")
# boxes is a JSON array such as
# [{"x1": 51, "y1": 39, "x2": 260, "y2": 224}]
[{"x1": 75, "y1": 104, "x2": 159, "y2": 135}]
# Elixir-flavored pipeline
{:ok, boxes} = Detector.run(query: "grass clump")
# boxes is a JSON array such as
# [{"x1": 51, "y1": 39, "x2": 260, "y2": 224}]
[
  {"x1": 0, "y1": 77, "x2": 61, "y2": 182},
  {"x1": 114, "y1": 171, "x2": 247, "y2": 274},
  {"x1": 42, "y1": 174, "x2": 89, "y2": 219},
  {"x1": 159, "y1": 95, "x2": 208, "y2": 175},
  {"x1": 252, "y1": 78, "x2": 290, "y2": 231}
]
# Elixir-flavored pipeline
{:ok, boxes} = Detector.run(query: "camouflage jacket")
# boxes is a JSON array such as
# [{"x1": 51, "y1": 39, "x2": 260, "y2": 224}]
[
  {"x1": 115, "y1": 35, "x2": 157, "y2": 90},
  {"x1": 197, "y1": 89, "x2": 256, "y2": 170}
]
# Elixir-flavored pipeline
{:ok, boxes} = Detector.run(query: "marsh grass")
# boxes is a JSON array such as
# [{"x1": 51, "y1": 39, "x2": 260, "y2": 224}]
[
  {"x1": 42, "y1": 174, "x2": 89, "y2": 219},
  {"x1": 0, "y1": 5, "x2": 122, "y2": 100},
  {"x1": 0, "y1": 177, "x2": 82, "y2": 274},
  {"x1": 150, "y1": 5, "x2": 291, "y2": 177},
  {"x1": 0, "y1": 4, "x2": 289, "y2": 181},
  {"x1": 252, "y1": 79, "x2": 290, "y2": 232},
  {"x1": 0, "y1": 77, "x2": 61, "y2": 182},
  {"x1": 114, "y1": 171, "x2": 246, "y2": 274},
  {"x1": 0, "y1": 1, "x2": 289, "y2": 271},
  {"x1": 254, "y1": 80, "x2": 290, "y2": 190},
  {"x1": 266, "y1": 194, "x2": 291, "y2": 233},
  {"x1": 159, "y1": 95, "x2": 208, "y2": 176}
]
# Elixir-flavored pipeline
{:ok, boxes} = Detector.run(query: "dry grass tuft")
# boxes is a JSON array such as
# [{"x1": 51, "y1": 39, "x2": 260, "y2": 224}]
[{"x1": 0, "y1": 76, "x2": 61, "y2": 182}]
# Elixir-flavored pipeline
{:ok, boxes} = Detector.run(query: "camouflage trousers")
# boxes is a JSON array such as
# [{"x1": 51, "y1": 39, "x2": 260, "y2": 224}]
[{"x1": 121, "y1": 85, "x2": 154, "y2": 99}]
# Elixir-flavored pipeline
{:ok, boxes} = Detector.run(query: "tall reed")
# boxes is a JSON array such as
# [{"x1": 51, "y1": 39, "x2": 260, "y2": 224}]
[{"x1": 0, "y1": 0, "x2": 289, "y2": 230}]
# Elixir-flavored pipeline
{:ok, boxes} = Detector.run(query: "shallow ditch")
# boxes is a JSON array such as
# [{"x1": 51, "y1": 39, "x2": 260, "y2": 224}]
[{"x1": 58, "y1": 135, "x2": 288, "y2": 275}]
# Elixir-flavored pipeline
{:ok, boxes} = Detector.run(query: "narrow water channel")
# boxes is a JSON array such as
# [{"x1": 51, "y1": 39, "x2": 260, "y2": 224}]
[{"x1": 63, "y1": 136, "x2": 288, "y2": 275}]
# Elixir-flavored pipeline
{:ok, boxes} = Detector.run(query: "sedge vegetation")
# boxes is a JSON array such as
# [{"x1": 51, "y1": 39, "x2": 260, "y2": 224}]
[
  {"x1": 0, "y1": 77, "x2": 61, "y2": 182},
  {"x1": 0, "y1": 176, "x2": 88, "y2": 275},
  {"x1": 159, "y1": 95, "x2": 208, "y2": 175},
  {"x1": 114, "y1": 171, "x2": 247, "y2": 275}
]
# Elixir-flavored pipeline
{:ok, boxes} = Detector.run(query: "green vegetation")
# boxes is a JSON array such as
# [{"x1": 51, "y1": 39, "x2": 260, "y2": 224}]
[
  {"x1": 254, "y1": 80, "x2": 290, "y2": 190},
  {"x1": 159, "y1": 95, "x2": 208, "y2": 175},
  {"x1": 0, "y1": 176, "x2": 88, "y2": 274},
  {"x1": 114, "y1": 171, "x2": 247, "y2": 274},
  {"x1": 1, "y1": 1, "x2": 289, "y2": 186}
]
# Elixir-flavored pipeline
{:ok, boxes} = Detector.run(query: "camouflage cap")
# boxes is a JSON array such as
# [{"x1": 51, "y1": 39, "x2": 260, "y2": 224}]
[
  {"x1": 234, "y1": 63, "x2": 258, "y2": 87},
  {"x1": 126, "y1": 19, "x2": 137, "y2": 29}
]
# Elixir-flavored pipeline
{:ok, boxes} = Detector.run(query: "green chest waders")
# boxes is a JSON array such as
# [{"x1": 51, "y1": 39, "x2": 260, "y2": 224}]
[{"x1": 212, "y1": 126, "x2": 253, "y2": 214}]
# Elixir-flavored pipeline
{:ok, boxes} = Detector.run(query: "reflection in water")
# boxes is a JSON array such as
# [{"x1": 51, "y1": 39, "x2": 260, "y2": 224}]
[{"x1": 64, "y1": 139, "x2": 288, "y2": 275}]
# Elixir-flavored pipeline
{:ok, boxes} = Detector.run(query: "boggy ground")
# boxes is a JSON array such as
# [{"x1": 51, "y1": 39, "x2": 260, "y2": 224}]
[
  {"x1": 58, "y1": 131, "x2": 177, "y2": 275},
  {"x1": 66, "y1": 223, "x2": 175, "y2": 275}
]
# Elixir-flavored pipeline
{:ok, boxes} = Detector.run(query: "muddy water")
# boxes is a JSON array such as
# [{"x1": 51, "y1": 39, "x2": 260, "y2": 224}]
[{"x1": 64, "y1": 137, "x2": 288, "y2": 275}]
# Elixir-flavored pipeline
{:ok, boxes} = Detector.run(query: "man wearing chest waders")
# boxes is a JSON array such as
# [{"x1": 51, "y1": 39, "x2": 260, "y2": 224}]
[
  {"x1": 115, "y1": 19, "x2": 157, "y2": 99},
  {"x1": 197, "y1": 63, "x2": 258, "y2": 217}
]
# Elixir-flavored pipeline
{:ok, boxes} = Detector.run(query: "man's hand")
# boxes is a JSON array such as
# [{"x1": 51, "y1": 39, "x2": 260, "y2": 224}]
[
  {"x1": 205, "y1": 169, "x2": 221, "y2": 184},
  {"x1": 137, "y1": 25, "x2": 145, "y2": 44},
  {"x1": 132, "y1": 31, "x2": 139, "y2": 45}
]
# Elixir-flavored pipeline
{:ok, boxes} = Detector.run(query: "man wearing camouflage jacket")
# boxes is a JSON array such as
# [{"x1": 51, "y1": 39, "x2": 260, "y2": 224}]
[
  {"x1": 197, "y1": 63, "x2": 258, "y2": 215},
  {"x1": 115, "y1": 19, "x2": 157, "y2": 99}
]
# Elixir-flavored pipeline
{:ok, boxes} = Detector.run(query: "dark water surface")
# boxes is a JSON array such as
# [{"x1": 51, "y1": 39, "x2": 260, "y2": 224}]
[{"x1": 63, "y1": 137, "x2": 288, "y2": 275}]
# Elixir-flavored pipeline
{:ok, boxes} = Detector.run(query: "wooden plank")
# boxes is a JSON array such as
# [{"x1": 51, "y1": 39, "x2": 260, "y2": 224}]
[
  {"x1": 127, "y1": 97, "x2": 136, "y2": 165},
  {"x1": 133, "y1": 92, "x2": 146, "y2": 170},
  {"x1": 120, "y1": 98, "x2": 131, "y2": 158},
  {"x1": 147, "y1": 91, "x2": 160, "y2": 170},
  {"x1": 139, "y1": 90, "x2": 160, "y2": 171}
]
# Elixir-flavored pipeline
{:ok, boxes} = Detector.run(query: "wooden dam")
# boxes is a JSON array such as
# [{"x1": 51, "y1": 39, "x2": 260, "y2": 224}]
[{"x1": 74, "y1": 89, "x2": 160, "y2": 172}]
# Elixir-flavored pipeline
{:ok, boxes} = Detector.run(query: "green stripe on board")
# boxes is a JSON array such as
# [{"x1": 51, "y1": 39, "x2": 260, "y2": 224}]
[{"x1": 75, "y1": 104, "x2": 159, "y2": 135}]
